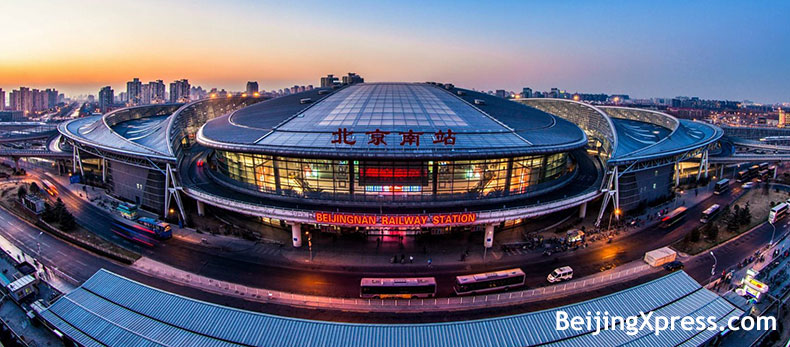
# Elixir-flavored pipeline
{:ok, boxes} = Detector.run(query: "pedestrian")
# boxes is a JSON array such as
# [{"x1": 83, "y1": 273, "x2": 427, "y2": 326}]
[
  {"x1": 409, "y1": 256, "x2": 413, "y2": 263},
  {"x1": 427, "y1": 258, "x2": 432, "y2": 266}
]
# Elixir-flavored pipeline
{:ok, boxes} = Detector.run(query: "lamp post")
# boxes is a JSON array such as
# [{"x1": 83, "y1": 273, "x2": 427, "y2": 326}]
[
  {"x1": 36, "y1": 232, "x2": 43, "y2": 258},
  {"x1": 769, "y1": 221, "x2": 776, "y2": 246},
  {"x1": 709, "y1": 251, "x2": 717, "y2": 286}
]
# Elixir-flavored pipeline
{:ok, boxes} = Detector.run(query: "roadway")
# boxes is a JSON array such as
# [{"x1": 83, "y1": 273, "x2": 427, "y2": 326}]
[{"x1": 2, "y1": 163, "x2": 780, "y2": 299}]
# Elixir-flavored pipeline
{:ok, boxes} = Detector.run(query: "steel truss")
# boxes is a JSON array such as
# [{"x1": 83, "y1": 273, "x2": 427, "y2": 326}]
[
  {"x1": 594, "y1": 145, "x2": 711, "y2": 227},
  {"x1": 69, "y1": 139, "x2": 186, "y2": 220}
]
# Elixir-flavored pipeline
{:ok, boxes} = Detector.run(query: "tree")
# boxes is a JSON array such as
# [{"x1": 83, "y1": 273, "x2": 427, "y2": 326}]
[
  {"x1": 42, "y1": 203, "x2": 56, "y2": 223},
  {"x1": 705, "y1": 224, "x2": 719, "y2": 240},
  {"x1": 727, "y1": 205, "x2": 740, "y2": 231},
  {"x1": 29, "y1": 182, "x2": 40, "y2": 195},
  {"x1": 739, "y1": 202, "x2": 752, "y2": 226},
  {"x1": 16, "y1": 186, "x2": 27, "y2": 201},
  {"x1": 58, "y1": 209, "x2": 76, "y2": 231},
  {"x1": 690, "y1": 227, "x2": 701, "y2": 242}
]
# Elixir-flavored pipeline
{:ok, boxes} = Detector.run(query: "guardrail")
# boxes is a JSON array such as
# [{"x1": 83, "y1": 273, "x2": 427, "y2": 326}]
[{"x1": 133, "y1": 257, "x2": 657, "y2": 313}]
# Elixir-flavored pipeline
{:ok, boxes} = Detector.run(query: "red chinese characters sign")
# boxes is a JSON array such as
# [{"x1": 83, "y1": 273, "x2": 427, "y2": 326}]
[
  {"x1": 315, "y1": 212, "x2": 478, "y2": 227},
  {"x1": 331, "y1": 128, "x2": 456, "y2": 147}
]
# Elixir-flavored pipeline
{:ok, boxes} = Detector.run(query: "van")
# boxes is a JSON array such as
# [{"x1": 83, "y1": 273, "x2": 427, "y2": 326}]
[{"x1": 547, "y1": 266, "x2": 573, "y2": 283}]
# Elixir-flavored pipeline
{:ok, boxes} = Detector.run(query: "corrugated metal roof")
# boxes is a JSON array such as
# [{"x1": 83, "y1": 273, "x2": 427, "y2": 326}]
[{"x1": 38, "y1": 270, "x2": 742, "y2": 347}]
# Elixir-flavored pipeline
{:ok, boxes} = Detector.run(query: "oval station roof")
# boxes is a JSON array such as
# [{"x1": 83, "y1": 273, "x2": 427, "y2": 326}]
[{"x1": 198, "y1": 83, "x2": 587, "y2": 159}]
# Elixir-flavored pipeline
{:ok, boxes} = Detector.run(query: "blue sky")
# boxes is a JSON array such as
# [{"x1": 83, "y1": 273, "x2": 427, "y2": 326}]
[{"x1": 1, "y1": 0, "x2": 788, "y2": 102}]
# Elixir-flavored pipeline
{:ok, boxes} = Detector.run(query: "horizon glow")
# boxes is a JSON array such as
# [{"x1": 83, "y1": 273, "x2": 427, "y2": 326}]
[{"x1": 0, "y1": 0, "x2": 788, "y2": 103}]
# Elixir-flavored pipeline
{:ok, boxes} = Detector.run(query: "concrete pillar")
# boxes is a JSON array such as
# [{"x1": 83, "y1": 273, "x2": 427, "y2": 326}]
[
  {"x1": 196, "y1": 201, "x2": 205, "y2": 217},
  {"x1": 291, "y1": 223, "x2": 302, "y2": 247},
  {"x1": 101, "y1": 158, "x2": 107, "y2": 183},
  {"x1": 484, "y1": 224, "x2": 494, "y2": 249},
  {"x1": 579, "y1": 202, "x2": 587, "y2": 219}
]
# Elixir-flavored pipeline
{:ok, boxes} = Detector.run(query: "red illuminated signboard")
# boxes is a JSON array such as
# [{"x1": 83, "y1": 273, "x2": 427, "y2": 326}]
[{"x1": 315, "y1": 212, "x2": 478, "y2": 226}]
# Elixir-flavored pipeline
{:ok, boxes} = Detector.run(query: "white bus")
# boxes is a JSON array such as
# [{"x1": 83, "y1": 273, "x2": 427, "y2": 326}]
[
  {"x1": 769, "y1": 203, "x2": 789, "y2": 224},
  {"x1": 454, "y1": 268, "x2": 526, "y2": 296},
  {"x1": 360, "y1": 277, "x2": 436, "y2": 299},
  {"x1": 700, "y1": 204, "x2": 721, "y2": 224}
]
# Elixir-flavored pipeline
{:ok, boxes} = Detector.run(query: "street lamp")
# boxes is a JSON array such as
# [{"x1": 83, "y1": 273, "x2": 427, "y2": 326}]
[
  {"x1": 769, "y1": 221, "x2": 776, "y2": 246},
  {"x1": 36, "y1": 232, "x2": 43, "y2": 258},
  {"x1": 709, "y1": 251, "x2": 717, "y2": 286}
]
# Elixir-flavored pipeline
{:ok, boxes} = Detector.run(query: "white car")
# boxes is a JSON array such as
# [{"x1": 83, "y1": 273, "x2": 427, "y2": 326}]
[{"x1": 741, "y1": 182, "x2": 755, "y2": 189}]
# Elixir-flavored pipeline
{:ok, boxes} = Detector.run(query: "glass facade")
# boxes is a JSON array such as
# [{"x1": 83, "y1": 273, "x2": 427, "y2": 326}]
[{"x1": 214, "y1": 151, "x2": 573, "y2": 204}]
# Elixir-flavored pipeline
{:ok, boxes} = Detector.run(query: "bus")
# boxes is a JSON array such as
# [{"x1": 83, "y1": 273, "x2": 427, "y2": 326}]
[
  {"x1": 748, "y1": 165, "x2": 760, "y2": 178},
  {"x1": 758, "y1": 169, "x2": 770, "y2": 181},
  {"x1": 136, "y1": 217, "x2": 172, "y2": 239},
  {"x1": 713, "y1": 179, "x2": 730, "y2": 195},
  {"x1": 700, "y1": 204, "x2": 721, "y2": 224},
  {"x1": 454, "y1": 268, "x2": 526, "y2": 296},
  {"x1": 759, "y1": 162, "x2": 769, "y2": 170},
  {"x1": 40, "y1": 180, "x2": 57, "y2": 196},
  {"x1": 769, "y1": 203, "x2": 789, "y2": 224},
  {"x1": 661, "y1": 207, "x2": 687, "y2": 228},
  {"x1": 111, "y1": 221, "x2": 155, "y2": 247},
  {"x1": 116, "y1": 203, "x2": 138, "y2": 220},
  {"x1": 736, "y1": 170, "x2": 750, "y2": 183},
  {"x1": 360, "y1": 277, "x2": 436, "y2": 299}
]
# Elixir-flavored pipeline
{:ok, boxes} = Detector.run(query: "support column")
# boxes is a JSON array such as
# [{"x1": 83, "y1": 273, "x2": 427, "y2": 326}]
[
  {"x1": 674, "y1": 161, "x2": 680, "y2": 187},
  {"x1": 12, "y1": 157, "x2": 19, "y2": 171},
  {"x1": 484, "y1": 224, "x2": 494, "y2": 249},
  {"x1": 579, "y1": 202, "x2": 587, "y2": 219},
  {"x1": 291, "y1": 223, "x2": 302, "y2": 248},
  {"x1": 101, "y1": 158, "x2": 107, "y2": 183},
  {"x1": 196, "y1": 200, "x2": 205, "y2": 217}
]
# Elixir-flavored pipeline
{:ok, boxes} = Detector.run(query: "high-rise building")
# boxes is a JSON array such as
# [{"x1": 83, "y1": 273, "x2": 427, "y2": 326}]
[
  {"x1": 521, "y1": 87, "x2": 533, "y2": 98},
  {"x1": 10, "y1": 87, "x2": 32, "y2": 115},
  {"x1": 320, "y1": 74, "x2": 338, "y2": 88},
  {"x1": 0, "y1": 88, "x2": 5, "y2": 110},
  {"x1": 169, "y1": 79, "x2": 190, "y2": 103},
  {"x1": 99, "y1": 86, "x2": 114, "y2": 113},
  {"x1": 246, "y1": 81, "x2": 259, "y2": 95},
  {"x1": 779, "y1": 108, "x2": 787, "y2": 128},
  {"x1": 342, "y1": 73, "x2": 364, "y2": 85},
  {"x1": 149, "y1": 80, "x2": 166, "y2": 104},
  {"x1": 141, "y1": 84, "x2": 152, "y2": 105},
  {"x1": 44, "y1": 88, "x2": 58, "y2": 109},
  {"x1": 127, "y1": 78, "x2": 142, "y2": 105}
]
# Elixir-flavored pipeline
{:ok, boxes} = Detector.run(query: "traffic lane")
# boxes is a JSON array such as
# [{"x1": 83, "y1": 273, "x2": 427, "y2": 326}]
[
  {"x1": 0, "y1": 206, "x2": 120, "y2": 282},
  {"x1": 41, "y1": 174, "x2": 148, "y2": 253},
  {"x1": 684, "y1": 222, "x2": 780, "y2": 284},
  {"x1": 23, "y1": 164, "x2": 760, "y2": 297}
]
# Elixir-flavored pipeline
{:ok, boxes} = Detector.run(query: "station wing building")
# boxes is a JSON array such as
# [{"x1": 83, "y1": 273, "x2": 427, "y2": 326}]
[{"x1": 58, "y1": 82, "x2": 722, "y2": 247}]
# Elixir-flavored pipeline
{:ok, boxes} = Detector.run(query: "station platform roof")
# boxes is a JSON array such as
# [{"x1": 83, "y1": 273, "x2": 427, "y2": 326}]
[{"x1": 37, "y1": 269, "x2": 742, "y2": 347}]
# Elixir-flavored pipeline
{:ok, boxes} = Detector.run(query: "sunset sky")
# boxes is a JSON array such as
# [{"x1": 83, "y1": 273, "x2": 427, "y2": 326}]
[{"x1": 0, "y1": 0, "x2": 788, "y2": 103}]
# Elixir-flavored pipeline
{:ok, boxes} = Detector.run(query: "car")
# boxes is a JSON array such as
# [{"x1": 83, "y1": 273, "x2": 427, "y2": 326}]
[
  {"x1": 663, "y1": 261, "x2": 684, "y2": 272},
  {"x1": 741, "y1": 182, "x2": 755, "y2": 189}
]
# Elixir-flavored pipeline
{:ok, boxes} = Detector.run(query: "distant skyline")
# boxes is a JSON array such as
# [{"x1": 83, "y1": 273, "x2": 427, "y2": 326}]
[{"x1": 1, "y1": 0, "x2": 788, "y2": 103}]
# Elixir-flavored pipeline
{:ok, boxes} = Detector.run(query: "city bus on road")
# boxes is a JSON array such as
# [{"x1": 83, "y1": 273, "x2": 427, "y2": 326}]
[
  {"x1": 111, "y1": 221, "x2": 155, "y2": 247},
  {"x1": 40, "y1": 180, "x2": 57, "y2": 196},
  {"x1": 661, "y1": 207, "x2": 688, "y2": 228},
  {"x1": 713, "y1": 179, "x2": 730, "y2": 195},
  {"x1": 700, "y1": 204, "x2": 721, "y2": 224},
  {"x1": 769, "y1": 203, "x2": 789, "y2": 224},
  {"x1": 748, "y1": 164, "x2": 760, "y2": 178},
  {"x1": 454, "y1": 268, "x2": 526, "y2": 296},
  {"x1": 360, "y1": 277, "x2": 436, "y2": 299},
  {"x1": 736, "y1": 170, "x2": 750, "y2": 183},
  {"x1": 136, "y1": 217, "x2": 172, "y2": 239}
]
